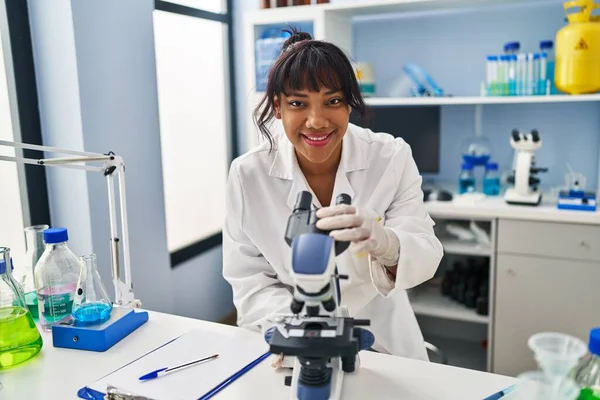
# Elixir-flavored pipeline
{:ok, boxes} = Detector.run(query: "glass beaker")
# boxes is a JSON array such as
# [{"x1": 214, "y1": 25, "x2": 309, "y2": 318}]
[
  {"x1": 15, "y1": 224, "x2": 49, "y2": 319},
  {"x1": 71, "y1": 254, "x2": 112, "y2": 325},
  {"x1": 0, "y1": 247, "x2": 43, "y2": 370}
]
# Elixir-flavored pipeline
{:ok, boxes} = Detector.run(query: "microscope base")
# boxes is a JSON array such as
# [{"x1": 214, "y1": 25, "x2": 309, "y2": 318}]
[
  {"x1": 504, "y1": 188, "x2": 542, "y2": 206},
  {"x1": 289, "y1": 357, "x2": 343, "y2": 400}
]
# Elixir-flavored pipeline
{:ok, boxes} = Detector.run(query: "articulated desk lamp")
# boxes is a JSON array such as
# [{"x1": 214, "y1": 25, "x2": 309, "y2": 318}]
[{"x1": 0, "y1": 139, "x2": 148, "y2": 352}]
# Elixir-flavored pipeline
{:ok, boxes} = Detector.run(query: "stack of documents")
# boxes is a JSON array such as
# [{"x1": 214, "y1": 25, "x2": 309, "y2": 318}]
[{"x1": 78, "y1": 328, "x2": 269, "y2": 399}]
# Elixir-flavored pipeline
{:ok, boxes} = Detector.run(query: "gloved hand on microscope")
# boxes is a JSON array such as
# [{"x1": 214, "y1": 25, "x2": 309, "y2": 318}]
[{"x1": 315, "y1": 204, "x2": 400, "y2": 281}]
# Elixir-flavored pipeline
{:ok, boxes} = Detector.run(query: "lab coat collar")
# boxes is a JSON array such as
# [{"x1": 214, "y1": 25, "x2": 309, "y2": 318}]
[{"x1": 268, "y1": 124, "x2": 368, "y2": 209}]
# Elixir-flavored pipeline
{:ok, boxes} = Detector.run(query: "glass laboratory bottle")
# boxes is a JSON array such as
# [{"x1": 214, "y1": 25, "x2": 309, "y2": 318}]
[
  {"x1": 71, "y1": 254, "x2": 113, "y2": 325},
  {"x1": 458, "y1": 162, "x2": 476, "y2": 194},
  {"x1": 35, "y1": 227, "x2": 81, "y2": 330},
  {"x1": 574, "y1": 327, "x2": 600, "y2": 400},
  {"x1": 483, "y1": 162, "x2": 501, "y2": 196},
  {"x1": 15, "y1": 224, "x2": 49, "y2": 319},
  {"x1": 0, "y1": 247, "x2": 43, "y2": 370}
]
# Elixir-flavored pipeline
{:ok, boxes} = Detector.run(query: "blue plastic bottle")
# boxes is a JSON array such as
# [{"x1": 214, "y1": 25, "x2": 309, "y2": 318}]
[
  {"x1": 458, "y1": 162, "x2": 476, "y2": 194},
  {"x1": 483, "y1": 162, "x2": 501, "y2": 196},
  {"x1": 540, "y1": 40, "x2": 557, "y2": 95}
]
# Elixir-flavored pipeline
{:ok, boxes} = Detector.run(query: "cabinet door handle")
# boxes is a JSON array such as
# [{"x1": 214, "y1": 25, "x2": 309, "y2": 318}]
[{"x1": 580, "y1": 240, "x2": 589, "y2": 248}]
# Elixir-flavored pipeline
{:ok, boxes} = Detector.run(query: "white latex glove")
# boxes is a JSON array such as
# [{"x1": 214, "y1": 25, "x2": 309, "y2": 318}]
[{"x1": 315, "y1": 205, "x2": 400, "y2": 267}]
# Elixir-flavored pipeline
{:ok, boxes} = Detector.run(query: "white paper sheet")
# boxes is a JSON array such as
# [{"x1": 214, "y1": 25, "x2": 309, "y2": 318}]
[{"x1": 85, "y1": 329, "x2": 269, "y2": 400}]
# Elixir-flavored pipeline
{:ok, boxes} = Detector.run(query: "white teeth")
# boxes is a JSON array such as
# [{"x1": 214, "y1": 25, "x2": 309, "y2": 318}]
[{"x1": 306, "y1": 135, "x2": 328, "y2": 141}]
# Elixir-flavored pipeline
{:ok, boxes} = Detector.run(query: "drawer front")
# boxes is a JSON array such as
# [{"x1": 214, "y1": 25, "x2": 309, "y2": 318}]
[{"x1": 497, "y1": 219, "x2": 600, "y2": 262}]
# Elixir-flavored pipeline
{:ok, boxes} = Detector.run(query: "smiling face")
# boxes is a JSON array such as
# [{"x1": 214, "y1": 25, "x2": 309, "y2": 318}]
[{"x1": 274, "y1": 87, "x2": 351, "y2": 169}]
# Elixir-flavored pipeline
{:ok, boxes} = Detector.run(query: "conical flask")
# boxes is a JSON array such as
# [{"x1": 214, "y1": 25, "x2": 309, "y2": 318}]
[
  {"x1": 15, "y1": 224, "x2": 48, "y2": 319},
  {"x1": 71, "y1": 253, "x2": 113, "y2": 325},
  {"x1": 0, "y1": 246, "x2": 43, "y2": 370}
]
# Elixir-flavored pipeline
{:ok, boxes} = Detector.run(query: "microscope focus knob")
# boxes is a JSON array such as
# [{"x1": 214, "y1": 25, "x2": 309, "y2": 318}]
[{"x1": 336, "y1": 193, "x2": 351, "y2": 206}]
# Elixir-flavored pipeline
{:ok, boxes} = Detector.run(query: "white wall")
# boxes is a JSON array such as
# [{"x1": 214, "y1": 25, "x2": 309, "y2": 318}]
[
  {"x1": 0, "y1": 6, "x2": 27, "y2": 265},
  {"x1": 27, "y1": 0, "x2": 233, "y2": 321}
]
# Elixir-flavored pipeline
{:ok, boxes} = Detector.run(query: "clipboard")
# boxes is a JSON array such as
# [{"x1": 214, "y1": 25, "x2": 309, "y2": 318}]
[{"x1": 77, "y1": 328, "x2": 270, "y2": 400}]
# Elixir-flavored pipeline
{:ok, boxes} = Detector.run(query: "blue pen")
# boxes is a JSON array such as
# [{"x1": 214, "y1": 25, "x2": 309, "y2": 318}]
[
  {"x1": 197, "y1": 351, "x2": 271, "y2": 400},
  {"x1": 483, "y1": 384, "x2": 516, "y2": 400},
  {"x1": 139, "y1": 354, "x2": 219, "y2": 381}
]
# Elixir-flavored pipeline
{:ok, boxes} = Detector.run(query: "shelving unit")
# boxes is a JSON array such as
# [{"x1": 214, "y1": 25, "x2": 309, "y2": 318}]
[
  {"x1": 365, "y1": 94, "x2": 600, "y2": 106},
  {"x1": 439, "y1": 237, "x2": 491, "y2": 257},
  {"x1": 409, "y1": 288, "x2": 489, "y2": 324}
]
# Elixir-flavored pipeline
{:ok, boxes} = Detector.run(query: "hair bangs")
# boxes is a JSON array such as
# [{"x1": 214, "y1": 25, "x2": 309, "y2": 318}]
[{"x1": 278, "y1": 44, "x2": 344, "y2": 95}]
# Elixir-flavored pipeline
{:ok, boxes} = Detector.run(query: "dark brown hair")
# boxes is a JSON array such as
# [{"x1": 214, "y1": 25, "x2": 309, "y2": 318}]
[{"x1": 253, "y1": 28, "x2": 369, "y2": 150}]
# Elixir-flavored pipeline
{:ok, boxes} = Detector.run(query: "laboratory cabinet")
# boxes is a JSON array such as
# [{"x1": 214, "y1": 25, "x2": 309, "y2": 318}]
[{"x1": 492, "y1": 219, "x2": 600, "y2": 377}]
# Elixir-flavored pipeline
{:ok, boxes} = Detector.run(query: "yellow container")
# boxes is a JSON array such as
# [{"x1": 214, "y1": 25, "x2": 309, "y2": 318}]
[{"x1": 555, "y1": 0, "x2": 600, "y2": 94}]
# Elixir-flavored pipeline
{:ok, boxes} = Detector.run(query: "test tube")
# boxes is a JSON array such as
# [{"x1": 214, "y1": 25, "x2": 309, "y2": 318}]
[
  {"x1": 526, "y1": 53, "x2": 534, "y2": 96},
  {"x1": 486, "y1": 55, "x2": 497, "y2": 96},
  {"x1": 538, "y1": 52, "x2": 547, "y2": 95},
  {"x1": 516, "y1": 53, "x2": 526, "y2": 96},
  {"x1": 533, "y1": 53, "x2": 540, "y2": 96},
  {"x1": 508, "y1": 54, "x2": 517, "y2": 96},
  {"x1": 499, "y1": 55, "x2": 509, "y2": 95}
]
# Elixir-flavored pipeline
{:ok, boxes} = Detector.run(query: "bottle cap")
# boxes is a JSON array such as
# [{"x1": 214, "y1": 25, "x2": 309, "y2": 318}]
[
  {"x1": 486, "y1": 162, "x2": 499, "y2": 171},
  {"x1": 533, "y1": 53, "x2": 541, "y2": 60},
  {"x1": 510, "y1": 54, "x2": 517, "y2": 61},
  {"x1": 500, "y1": 55, "x2": 510, "y2": 61},
  {"x1": 589, "y1": 327, "x2": 600, "y2": 356},
  {"x1": 461, "y1": 162, "x2": 474, "y2": 171},
  {"x1": 43, "y1": 227, "x2": 69, "y2": 244},
  {"x1": 0, "y1": 258, "x2": 14, "y2": 274},
  {"x1": 486, "y1": 55, "x2": 498, "y2": 61},
  {"x1": 540, "y1": 40, "x2": 553, "y2": 50},
  {"x1": 503, "y1": 41, "x2": 520, "y2": 52}
]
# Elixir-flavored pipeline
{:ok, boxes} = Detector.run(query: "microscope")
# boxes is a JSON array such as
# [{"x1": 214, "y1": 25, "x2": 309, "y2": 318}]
[
  {"x1": 504, "y1": 129, "x2": 548, "y2": 206},
  {"x1": 265, "y1": 191, "x2": 375, "y2": 400}
]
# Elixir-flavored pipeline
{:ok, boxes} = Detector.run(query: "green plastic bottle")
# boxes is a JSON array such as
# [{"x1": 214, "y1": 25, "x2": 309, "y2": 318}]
[
  {"x1": 0, "y1": 247, "x2": 43, "y2": 370},
  {"x1": 575, "y1": 327, "x2": 600, "y2": 400}
]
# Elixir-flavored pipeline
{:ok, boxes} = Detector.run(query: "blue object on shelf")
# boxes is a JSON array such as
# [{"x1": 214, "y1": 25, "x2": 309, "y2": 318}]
[
  {"x1": 52, "y1": 306, "x2": 149, "y2": 352},
  {"x1": 458, "y1": 162, "x2": 476, "y2": 194},
  {"x1": 483, "y1": 162, "x2": 501, "y2": 196},
  {"x1": 557, "y1": 190, "x2": 597, "y2": 212},
  {"x1": 503, "y1": 41, "x2": 520, "y2": 54}
]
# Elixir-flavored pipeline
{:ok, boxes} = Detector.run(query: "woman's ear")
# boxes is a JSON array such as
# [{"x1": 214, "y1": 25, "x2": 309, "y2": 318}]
[{"x1": 274, "y1": 96, "x2": 282, "y2": 119}]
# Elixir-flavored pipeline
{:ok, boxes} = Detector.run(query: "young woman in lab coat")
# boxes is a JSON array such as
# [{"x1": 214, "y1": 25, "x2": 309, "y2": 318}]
[{"x1": 222, "y1": 30, "x2": 443, "y2": 361}]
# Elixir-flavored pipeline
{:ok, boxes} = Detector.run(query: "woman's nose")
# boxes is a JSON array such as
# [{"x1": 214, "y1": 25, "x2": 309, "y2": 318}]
[{"x1": 306, "y1": 107, "x2": 329, "y2": 130}]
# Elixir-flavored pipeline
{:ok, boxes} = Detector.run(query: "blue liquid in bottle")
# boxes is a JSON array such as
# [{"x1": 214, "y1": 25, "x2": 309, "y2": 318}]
[
  {"x1": 458, "y1": 162, "x2": 476, "y2": 194},
  {"x1": 483, "y1": 162, "x2": 501, "y2": 196}
]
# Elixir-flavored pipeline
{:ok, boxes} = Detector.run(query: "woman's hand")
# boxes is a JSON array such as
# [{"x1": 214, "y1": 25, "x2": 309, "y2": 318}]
[{"x1": 315, "y1": 205, "x2": 400, "y2": 269}]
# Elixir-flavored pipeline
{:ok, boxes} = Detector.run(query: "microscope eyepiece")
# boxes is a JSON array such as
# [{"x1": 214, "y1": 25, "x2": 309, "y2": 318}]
[
  {"x1": 511, "y1": 129, "x2": 521, "y2": 142},
  {"x1": 294, "y1": 191, "x2": 313, "y2": 213},
  {"x1": 335, "y1": 193, "x2": 351, "y2": 206},
  {"x1": 531, "y1": 129, "x2": 540, "y2": 142}
]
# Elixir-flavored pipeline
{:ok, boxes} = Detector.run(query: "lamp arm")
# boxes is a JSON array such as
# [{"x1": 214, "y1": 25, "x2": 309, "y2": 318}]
[{"x1": 0, "y1": 139, "x2": 140, "y2": 308}]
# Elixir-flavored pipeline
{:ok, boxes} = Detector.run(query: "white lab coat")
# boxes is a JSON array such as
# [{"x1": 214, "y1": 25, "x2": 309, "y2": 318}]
[{"x1": 222, "y1": 123, "x2": 444, "y2": 361}]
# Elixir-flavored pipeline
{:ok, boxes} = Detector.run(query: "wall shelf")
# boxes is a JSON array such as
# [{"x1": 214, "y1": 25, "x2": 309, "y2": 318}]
[
  {"x1": 440, "y1": 237, "x2": 491, "y2": 257},
  {"x1": 409, "y1": 289, "x2": 489, "y2": 324},
  {"x1": 365, "y1": 94, "x2": 600, "y2": 106},
  {"x1": 257, "y1": 0, "x2": 565, "y2": 19}
]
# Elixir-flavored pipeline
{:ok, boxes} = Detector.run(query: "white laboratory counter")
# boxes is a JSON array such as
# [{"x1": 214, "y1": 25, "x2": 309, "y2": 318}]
[
  {"x1": 424, "y1": 194, "x2": 600, "y2": 225},
  {"x1": 1, "y1": 310, "x2": 516, "y2": 400}
]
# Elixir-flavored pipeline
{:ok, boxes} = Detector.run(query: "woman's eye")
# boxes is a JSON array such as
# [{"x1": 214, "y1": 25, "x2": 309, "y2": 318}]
[
  {"x1": 288, "y1": 100, "x2": 303, "y2": 107},
  {"x1": 328, "y1": 98, "x2": 343, "y2": 105}
]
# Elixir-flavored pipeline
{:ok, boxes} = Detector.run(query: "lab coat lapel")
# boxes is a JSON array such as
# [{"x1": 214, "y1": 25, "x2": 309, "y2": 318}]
[{"x1": 332, "y1": 125, "x2": 368, "y2": 205}]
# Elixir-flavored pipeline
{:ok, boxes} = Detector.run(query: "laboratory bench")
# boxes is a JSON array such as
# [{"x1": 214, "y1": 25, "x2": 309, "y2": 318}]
[
  {"x1": 416, "y1": 194, "x2": 600, "y2": 377},
  {"x1": 2, "y1": 310, "x2": 517, "y2": 400}
]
